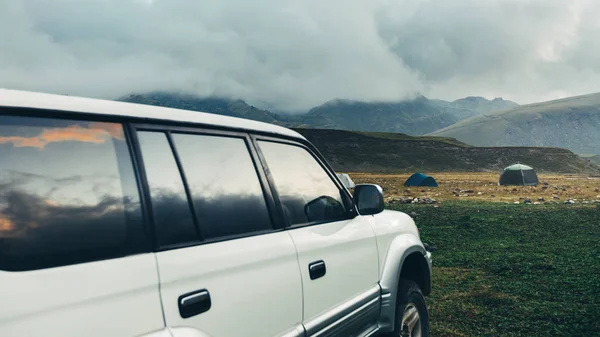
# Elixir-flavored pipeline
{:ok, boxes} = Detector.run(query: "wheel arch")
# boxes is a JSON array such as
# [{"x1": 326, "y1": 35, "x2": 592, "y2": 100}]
[{"x1": 377, "y1": 234, "x2": 432, "y2": 332}]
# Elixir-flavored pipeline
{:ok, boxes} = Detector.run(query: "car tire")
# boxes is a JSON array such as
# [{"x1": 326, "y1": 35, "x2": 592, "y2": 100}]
[{"x1": 392, "y1": 279, "x2": 430, "y2": 337}]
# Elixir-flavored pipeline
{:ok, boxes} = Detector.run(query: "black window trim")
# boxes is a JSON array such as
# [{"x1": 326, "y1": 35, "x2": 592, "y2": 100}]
[
  {"x1": 130, "y1": 123, "x2": 285, "y2": 251},
  {"x1": 251, "y1": 134, "x2": 357, "y2": 229}
]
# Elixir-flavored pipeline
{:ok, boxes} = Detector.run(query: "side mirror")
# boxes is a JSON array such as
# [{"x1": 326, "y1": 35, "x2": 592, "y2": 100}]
[
  {"x1": 304, "y1": 195, "x2": 346, "y2": 222},
  {"x1": 353, "y1": 184, "x2": 384, "y2": 215}
]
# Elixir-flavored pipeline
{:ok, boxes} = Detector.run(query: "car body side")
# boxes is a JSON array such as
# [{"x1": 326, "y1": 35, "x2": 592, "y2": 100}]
[{"x1": 0, "y1": 89, "x2": 431, "y2": 337}]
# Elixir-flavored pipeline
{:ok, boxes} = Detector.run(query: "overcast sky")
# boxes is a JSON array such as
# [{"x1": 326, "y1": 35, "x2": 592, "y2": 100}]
[{"x1": 1, "y1": 0, "x2": 599, "y2": 111}]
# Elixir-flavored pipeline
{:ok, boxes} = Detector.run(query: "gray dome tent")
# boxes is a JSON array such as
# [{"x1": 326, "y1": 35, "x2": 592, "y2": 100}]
[{"x1": 499, "y1": 163, "x2": 539, "y2": 186}]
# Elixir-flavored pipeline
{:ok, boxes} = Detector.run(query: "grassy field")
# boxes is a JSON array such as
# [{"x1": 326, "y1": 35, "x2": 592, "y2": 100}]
[
  {"x1": 352, "y1": 172, "x2": 600, "y2": 203},
  {"x1": 386, "y1": 201, "x2": 600, "y2": 336}
]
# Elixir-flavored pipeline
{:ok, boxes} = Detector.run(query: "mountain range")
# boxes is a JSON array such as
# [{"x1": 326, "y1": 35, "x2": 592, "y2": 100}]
[
  {"x1": 120, "y1": 91, "x2": 600, "y2": 156},
  {"x1": 428, "y1": 92, "x2": 600, "y2": 155},
  {"x1": 120, "y1": 92, "x2": 517, "y2": 135}
]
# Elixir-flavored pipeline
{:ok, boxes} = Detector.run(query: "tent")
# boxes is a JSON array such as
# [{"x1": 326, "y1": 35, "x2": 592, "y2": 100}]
[
  {"x1": 336, "y1": 173, "x2": 355, "y2": 189},
  {"x1": 404, "y1": 173, "x2": 438, "y2": 187},
  {"x1": 499, "y1": 163, "x2": 539, "y2": 186}
]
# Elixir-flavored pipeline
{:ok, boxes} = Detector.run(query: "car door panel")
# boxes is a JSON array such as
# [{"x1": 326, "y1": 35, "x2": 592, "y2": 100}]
[
  {"x1": 135, "y1": 128, "x2": 304, "y2": 337},
  {"x1": 254, "y1": 139, "x2": 380, "y2": 336},
  {"x1": 156, "y1": 232, "x2": 303, "y2": 337},
  {"x1": 0, "y1": 116, "x2": 164, "y2": 337},
  {"x1": 288, "y1": 218, "x2": 379, "y2": 332},
  {"x1": 0, "y1": 255, "x2": 164, "y2": 337}
]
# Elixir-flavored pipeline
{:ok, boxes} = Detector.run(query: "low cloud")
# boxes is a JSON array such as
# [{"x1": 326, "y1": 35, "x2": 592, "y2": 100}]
[{"x1": 1, "y1": 0, "x2": 600, "y2": 111}]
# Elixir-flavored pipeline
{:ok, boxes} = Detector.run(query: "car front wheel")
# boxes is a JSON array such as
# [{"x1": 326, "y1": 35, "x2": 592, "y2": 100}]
[{"x1": 394, "y1": 279, "x2": 430, "y2": 337}]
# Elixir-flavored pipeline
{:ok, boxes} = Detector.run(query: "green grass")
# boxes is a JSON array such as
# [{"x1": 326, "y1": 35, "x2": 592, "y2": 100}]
[{"x1": 388, "y1": 201, "x2": 600, "y2": 336}]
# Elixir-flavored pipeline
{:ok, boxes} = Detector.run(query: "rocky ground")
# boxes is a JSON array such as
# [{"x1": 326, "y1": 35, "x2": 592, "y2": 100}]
[{"x1": 350, "y1": 172, "x2": 600, "y2": 205}]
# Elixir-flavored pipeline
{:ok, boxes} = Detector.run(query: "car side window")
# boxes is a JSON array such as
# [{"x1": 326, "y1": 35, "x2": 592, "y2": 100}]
[
  {"x1": 257, "y1": 141, "x2": 347, "y2": 226},
  {"x1": 172, "y1": 133, "x2": 273, "y2": 239},
  {"x1": 137, "y1": 131, "x2": 199, "y2": 247},
  {"x1": 0, "y1": 115, "x2": 145, "y2": 271}
]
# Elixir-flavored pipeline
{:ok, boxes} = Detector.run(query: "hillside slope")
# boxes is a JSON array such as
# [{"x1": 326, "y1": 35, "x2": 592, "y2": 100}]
[
  {"x1": 295, "y1": 129, "x2": 599, "y2": 174},
  {"x1": 434, "y1": 96, "x2": 518, "y2": 120},
  {"x1": 428, "y1": 92, "x2": 600, "y2": 154}
]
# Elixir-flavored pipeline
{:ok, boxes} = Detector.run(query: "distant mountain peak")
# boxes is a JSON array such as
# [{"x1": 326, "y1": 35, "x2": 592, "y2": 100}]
[{"x1": 454, "y1": 96, "x2": 489, "y2": 103}]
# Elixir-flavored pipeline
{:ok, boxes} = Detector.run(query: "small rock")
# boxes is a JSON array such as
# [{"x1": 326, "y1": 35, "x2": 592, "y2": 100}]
[
  {"x1": 583, "y1": 201, "x2": 590, "y2": 204},
  {"x1": 537, "y1": 197, "x2": 545, "y2": 201},
  {"x1": 460, "y1": 189, "x2": 474, "y2": 194},
  {"x1": 533, "y1": 202, "x2": 541, "y2": 205},
  {"x1": 513, "y1": 201, "x2": 520, "y2": 204},
  {"x1": 524, "y1": 198, "x2": 532, "y2": 204},
  {"x1": 477, "y1": 192, "x2": 483, "y2": 195},
  {"x1": 564, "y1": 199, "x2": 576, "y2": 204},
  {"x1": 491, "y1": 194, "x2": 496, "y2": 198},
  {"x1": 512, "y1": 188, "x2": 518, "y2": 192},
  {"x1": 553, "y1": 195, "x2": 560, "y2": 200},
  {"x1": 541, "y1": 186, "x2": 548, "y2": 190},
  {"x1": 595, "y1": 188, "x2": 600, "y2": 192},
  {"x1": 553, "y1": 186, "x2": 559, "y2": 190},
  {"x1": 410, "y1": 212, "x2": 418, "y2": 217},
  {"x1": 562, "y1": 188, "x2": 567, "y2": 191},
  {"x1": 543, "y1": 182, "x2": 549, "y2": 185}
]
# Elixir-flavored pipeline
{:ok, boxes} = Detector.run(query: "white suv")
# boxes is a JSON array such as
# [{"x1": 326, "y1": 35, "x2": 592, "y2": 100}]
[{"x1": 0, "y1": 89, "x2": 432, "y2": 337}]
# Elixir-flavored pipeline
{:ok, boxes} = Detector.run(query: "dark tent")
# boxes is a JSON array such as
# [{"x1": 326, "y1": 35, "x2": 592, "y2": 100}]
[
  {"x1": 404, "y1": 173, "x2": 438, "y2": 187},
  {"x1": 499, "y1": 163, "x2": 539, "y2": 186}
]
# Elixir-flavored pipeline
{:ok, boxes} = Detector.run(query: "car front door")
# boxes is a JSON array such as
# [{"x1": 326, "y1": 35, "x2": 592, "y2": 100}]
[
  {"x1": 134, "y1": 128, "x2": 304, "y2": 337},
  {"x1": 255, "y1": 139, "x2": 380, "y2": 337}
]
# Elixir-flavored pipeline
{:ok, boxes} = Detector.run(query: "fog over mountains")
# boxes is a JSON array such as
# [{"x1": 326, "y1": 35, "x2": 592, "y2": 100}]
[{"x1": 121, "y1": 92, "x2": 517, "y2": 135}]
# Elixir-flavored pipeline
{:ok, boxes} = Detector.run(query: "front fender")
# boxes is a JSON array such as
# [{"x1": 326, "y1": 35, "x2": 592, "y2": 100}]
[{"x1": 377, "y1": 234, "x2": 429, "y2": 332}]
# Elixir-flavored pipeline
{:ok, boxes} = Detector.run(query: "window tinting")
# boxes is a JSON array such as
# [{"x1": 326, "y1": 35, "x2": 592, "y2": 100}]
[
  {"x1": 258, "y1": 141, "x2": 347, "y2": 225},
  {"x1": 172, "y1": 133, "x2": 272, "y2": 239},
  {"x1": 0, "y1": 115, "x2": 145, "y2": 271},
  {"x1": 137, "y1": 131, "x2": 198, "y2": 247}
]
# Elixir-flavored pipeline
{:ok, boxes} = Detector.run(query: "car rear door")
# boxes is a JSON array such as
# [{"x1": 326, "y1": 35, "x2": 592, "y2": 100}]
[
  {"x1": 133, "y1": 126, "x2": 304, "y2": 337},
  {"x1": 0, "y1": 113, "x2": 164, "y2": 337},
  {"x1": 255, "y1": 138, "x2": 380, "y2": 337}
]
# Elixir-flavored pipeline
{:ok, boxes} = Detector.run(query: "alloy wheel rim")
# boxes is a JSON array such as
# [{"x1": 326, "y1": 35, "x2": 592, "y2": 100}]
[{"x1": 400, "y1": 303, "x2": 422, "y2": 337}]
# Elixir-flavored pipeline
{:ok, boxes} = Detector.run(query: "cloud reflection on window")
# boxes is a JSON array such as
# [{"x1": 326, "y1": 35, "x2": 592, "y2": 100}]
[
  {"x1": 0, "y1": 121, "x2": 124, "y2": 149},
  {"x1": 0, "y1": 116, "x2": 143, "y2": 271}
]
